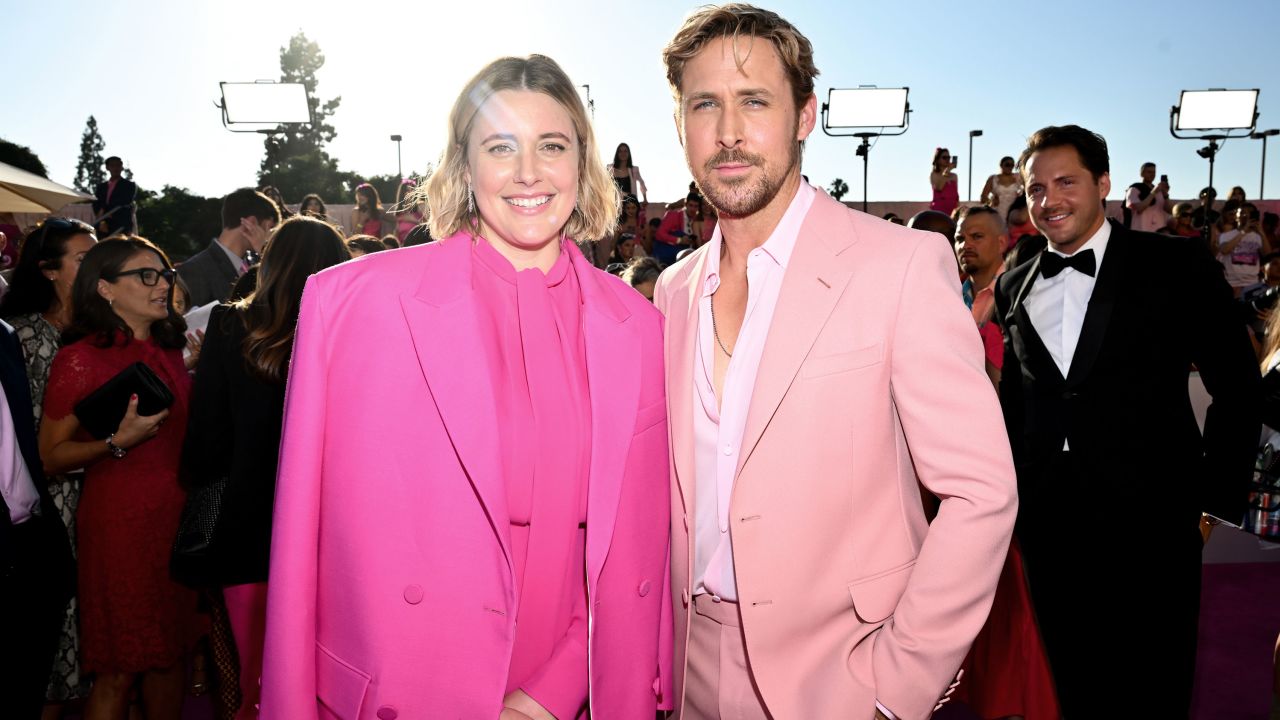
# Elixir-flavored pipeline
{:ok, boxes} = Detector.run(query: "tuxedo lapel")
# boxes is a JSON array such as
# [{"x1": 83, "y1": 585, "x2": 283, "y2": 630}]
[
  {"x1": 574, "y1": 249, "x2": 639, "y2": 595},
  {"x1": 1065, "y1": 221, "x2": 1125, "y2": 386},
  {"x1": 1008, "y1": 257, "x2": 1065, "y2": 384},
  {"x1": 737, "y1": 195, "x2": 859, "y2": 478},
  {"x1": 399, "y1": 237, "x2": 512, "y2": 572}
]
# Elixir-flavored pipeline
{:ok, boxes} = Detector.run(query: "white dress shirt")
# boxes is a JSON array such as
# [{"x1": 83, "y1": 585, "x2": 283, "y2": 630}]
[
  {"x1": 1024, "y1": 220, "x2": 1111, "y2": 450},
  {"x1": 691, "y1": 182, "x2": 815, "y2": 602},
  {"x1": 0, "y1": 378, "x2": 41, "y2": 525}
]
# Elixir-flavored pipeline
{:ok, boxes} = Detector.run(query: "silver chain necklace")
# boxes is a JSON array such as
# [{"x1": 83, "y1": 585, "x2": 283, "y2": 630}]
[{"x1": 710, "y1": 295, "x2": 733, "y2": 358}]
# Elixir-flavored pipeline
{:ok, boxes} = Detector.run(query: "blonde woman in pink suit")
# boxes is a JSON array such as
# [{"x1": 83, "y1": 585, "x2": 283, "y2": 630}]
[
  {"x1": 259, "y1": 55, "x2": 672, "y2": 720},
  {"x1": 655, "y1": 7, "x2": 1018, "y2": 720}
]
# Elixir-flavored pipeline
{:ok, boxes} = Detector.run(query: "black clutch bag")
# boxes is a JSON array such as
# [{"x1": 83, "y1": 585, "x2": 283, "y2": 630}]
[{"x1": 73, "y1": 361, "x2": 174, "y2": 439}]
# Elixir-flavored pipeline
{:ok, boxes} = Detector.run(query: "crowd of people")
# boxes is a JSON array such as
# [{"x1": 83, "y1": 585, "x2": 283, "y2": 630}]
[{"x1": 2, "y1": 4, "x2": 1277, "y2": 720}]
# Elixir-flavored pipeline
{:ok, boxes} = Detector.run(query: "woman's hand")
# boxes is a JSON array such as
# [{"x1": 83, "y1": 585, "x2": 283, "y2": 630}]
[
  {"x1": 113, "y1": 393, "x2": 170, "y2": 449},
  {"x1": 184, "y1": 329, "x2": 205, "y2": 371}
]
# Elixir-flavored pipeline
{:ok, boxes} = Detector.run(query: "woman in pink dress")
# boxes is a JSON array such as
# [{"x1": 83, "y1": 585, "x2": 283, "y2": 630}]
[
  {"x1": 40, "y1": 237, "x2": 201, "y2": 720},
  {"x1": 394, "y1": 179, "x2": 425, "y2": 244},
  {"x1": 349, "y1": 183, "x2": 386, "y2": 237},
  {"x1": 930, "y1": 146, "x2": 960, "y2": 216},
  {"x1": 261, "y1": 55, "x2": 672, "y2": 720}
]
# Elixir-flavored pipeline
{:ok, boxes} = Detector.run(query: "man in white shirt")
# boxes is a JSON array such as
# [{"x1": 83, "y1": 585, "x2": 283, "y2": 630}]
[
  {"x1": 994, "y1": 125, "x2": 1260, "y2": 716},
  {"x1": 1123, "y1": 161, "x2": 1169, "y2": 233}
]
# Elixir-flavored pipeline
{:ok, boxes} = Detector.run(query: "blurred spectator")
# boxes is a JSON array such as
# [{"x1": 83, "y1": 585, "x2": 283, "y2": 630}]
[
  {"x1": 620, "y1": 256, "x2": 661, "y2": 302},
  {"x1": 351, "y1": 183, "x2": 387, "y2": 237},
  {"x1": 0, "y1": 212, "x2": 22, "y2": 270},
  {"x1": 907, "y1": 209, "x2": 956, "y2": 246},
  {"x1": 1264, "y1": 212, "x2": 1279, "y2": 253},
  {"x1": 257, "y1": 186, "x2": 295, "y2": 220},
  {"x1": 979, "y1": 156, "x2": 1024, "y2": 220},
  {"x1": 954, "y1": 206, "x2": 1008, "y2": 384},
  {"x1": 1191, "y1": 186, "x2": 1221, "y2": 231},
  {"x1": 92, "y1": 156, "x2": 137, "y2": 238},
  {"x1": 403, "y1": 223, "x2": 433, "y2": 247},
  {"x1": 182, "y1": 216, "x2": 349, "y2": 720},
  {"x1": 298, "y1": 193, "x2": 330, "y2": 223},
  {"x1": 656, "y1": 192, "x2": 702, "y2": 265},
  {"x1": 346, "y1": 235, "x2": 385, "y2": 258},
  {"x1": 1217, "y1": 203, "x2": 1267, "y2": 296},
  {"x1": 0, "y1": 217, "x2": 96, "y2": 711},
  {"x1": 641, "y1": 217, "x2": 661, "y2": 255},
  {"x1": 394, "y1": 179, "x2": 425, "y2": 245},
  {"x1": 882, "y1": 212, "x2": 904, "y2": 225},
  {"x1": 1170, "y1": 202, "x2": 1200, "y2": 238},
  {"x1": 381, "y1": 235, "x2": 400, "y2": 250},
  {"x1": 929, "y1": 147, "x2": 959, "y2": 216},
  {"x1": 607, "y1": 142, "x2": 648, "y2": 204},
  {"x1": 178, "y1": 188, "x2": 279, "y2": 308},
  {"x1": 1123, "y1": 162, "x2": 1169, "y2": 233},
  {"x1": 1006, "y1": 194, "x2": 1037, "y2": 244},
  {"x1": 40, "y1": 237, "x2": 200, "y2": 720},
  {"x1": 0, "y1": 318, "x2": 76, "y2": 719},
  {"x1": 1227, "y1": 185, "x2": 1247, "y2": 204}
]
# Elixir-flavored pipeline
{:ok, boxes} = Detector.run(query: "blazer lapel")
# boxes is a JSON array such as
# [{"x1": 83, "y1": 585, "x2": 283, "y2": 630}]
[
  {"x1": 736, "y1": 194, "x2": 859, "y2": 478},
  {"x1": 399, "y1": 236, "x2": 512, "y2": 572},
  {"x1": 666, "y1": 250, "x2": 710, "y2": 521},
  {"x1": 573, "y1": 247, "x2": 640, "y2": 595},
  {"x1": 1065, "y1": 221, "x2": 1125, "y2": 386},
  {"x1": 1008, "y1": 257, "x2": 1065, "y2": 384}
]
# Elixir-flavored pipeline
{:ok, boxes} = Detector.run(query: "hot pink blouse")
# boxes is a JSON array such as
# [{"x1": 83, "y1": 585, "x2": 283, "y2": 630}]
[{"x1": 472, "y1": 235, "x2": 592, "y2": 719}]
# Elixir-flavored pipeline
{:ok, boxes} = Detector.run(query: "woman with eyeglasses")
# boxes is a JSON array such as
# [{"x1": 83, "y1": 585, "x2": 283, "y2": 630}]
[
  {"x1": 39, "y1": 237, "x2": 200, "y2": 720},
  {"x1": 0, "y1": 216, "x2": 97, "y2": 713}
]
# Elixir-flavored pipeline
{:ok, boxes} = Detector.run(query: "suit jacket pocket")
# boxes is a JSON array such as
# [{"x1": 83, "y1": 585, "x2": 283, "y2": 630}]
[
  {"x1": 316, "y1": 641, "x2": 371, "y2": 720},
  {"x1": 801, "y1": 343, "x2": 884, "y2": 379},
  {"x1": 847, "y1": 559, "x2": 916, "y2": 623},
  {"x1": 633, "y1": 399, "x2": 666, "y2": 434}
]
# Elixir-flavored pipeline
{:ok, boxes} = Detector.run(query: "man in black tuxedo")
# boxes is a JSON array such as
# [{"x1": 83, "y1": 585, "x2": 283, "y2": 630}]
[
  {"x1": 994, "y1": 125, "x2": 1260, "y2": 717},
  {"x1": 0, "y1": 320, "x2": 75, "y2": 718},
  {"x1": 92, "y1": 156, "x2": 137, "y2": 237}
]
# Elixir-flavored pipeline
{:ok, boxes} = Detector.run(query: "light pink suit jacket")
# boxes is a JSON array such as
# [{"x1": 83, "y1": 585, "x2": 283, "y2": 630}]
[
  {"x1": 654, "y1": 191, "x2": 1018, "y2": 720},
  {"x1": 260, "y1": 234, "x2": 673, "y2": 719}
]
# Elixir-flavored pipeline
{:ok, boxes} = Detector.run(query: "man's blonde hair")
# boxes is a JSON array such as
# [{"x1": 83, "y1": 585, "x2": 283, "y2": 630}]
[
  {"x1": 421, "y1": 55, "x2": 619, "y2": 241},
  {"x1": 662, "y1": 3, "x2": 819, "y2": 114}
]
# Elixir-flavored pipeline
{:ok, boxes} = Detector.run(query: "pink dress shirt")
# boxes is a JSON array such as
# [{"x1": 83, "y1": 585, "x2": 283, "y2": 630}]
[
  {"x1": 0, "y1": 377, "x2": 40, "y2": 524},
  {"x1": 692, "y1": 181, "x2": 815, "y2": 602},
  {"x1": 472, "y1": 237, "x2": 591, "y2": 720}
]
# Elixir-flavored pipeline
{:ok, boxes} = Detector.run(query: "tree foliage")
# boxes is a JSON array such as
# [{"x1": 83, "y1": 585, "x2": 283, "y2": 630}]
[
  {"x1": 0, "y1": 139, "x2": 49, "y2": 177},
  {"x1": 828, "y1": 177, "x2": 849, "y2": 202},
  {"x1": 258, "y1": 32, "x2": 350, "y2": 201},
  {"x1": 74, "y1": 116, "x2": 107, "y2": 193},
  {"x1": 136, "y1": 185, "x2": 223, "y2": 261}
]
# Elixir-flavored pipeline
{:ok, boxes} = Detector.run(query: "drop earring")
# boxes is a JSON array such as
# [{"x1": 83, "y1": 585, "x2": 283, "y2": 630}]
[{"x1": 467, "y1": 182, "x2": 475, "y2": 216}]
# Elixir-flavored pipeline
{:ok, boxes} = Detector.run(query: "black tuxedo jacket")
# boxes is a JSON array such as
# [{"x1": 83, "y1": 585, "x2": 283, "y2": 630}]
[
  {"x1": 995, "y1": 221, "x2": 1261, "y2": 529},
  {"x1": 0, "y1": 320, "x2": 74, "y2": 597},
  {"x1": 93, "y1": 177, "x2": 137, "y2": 235}
]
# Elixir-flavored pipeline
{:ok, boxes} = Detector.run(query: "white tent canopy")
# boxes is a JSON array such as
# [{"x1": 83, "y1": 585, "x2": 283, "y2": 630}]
[{"x1": 0, "y1": 160, "x2": 93, "y2": 213}]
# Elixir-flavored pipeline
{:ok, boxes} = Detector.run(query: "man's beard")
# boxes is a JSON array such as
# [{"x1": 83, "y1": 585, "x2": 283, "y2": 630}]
[{"x1": 693, "y1": 143, "x2": 799, "y2": 218}]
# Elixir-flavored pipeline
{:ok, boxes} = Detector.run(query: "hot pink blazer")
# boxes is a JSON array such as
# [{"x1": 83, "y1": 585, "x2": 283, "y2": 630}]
[
  {"x1": 655, "y1": 191, "x2": 1018, "y2": 720},
  {"x1": 260, "y1": 233, "x2": 673, "y2": 719}
]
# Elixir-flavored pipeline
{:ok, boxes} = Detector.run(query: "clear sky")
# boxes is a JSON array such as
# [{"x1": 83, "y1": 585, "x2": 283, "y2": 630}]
[{"x1": 5, "y1": 0, "x2": 1279, "y2": 204}]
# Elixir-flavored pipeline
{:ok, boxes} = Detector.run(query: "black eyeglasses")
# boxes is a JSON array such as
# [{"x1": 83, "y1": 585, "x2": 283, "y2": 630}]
[{"x1": 110, "y1": 268, "x2": 175, "y2": 287}]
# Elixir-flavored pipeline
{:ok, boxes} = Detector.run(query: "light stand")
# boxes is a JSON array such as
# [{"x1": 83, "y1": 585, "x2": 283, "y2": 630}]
[
  {"x1": 968, "y1": 129, "x2": 983, "y2": 201},
  {"x1": 1252, "y1": 129, "x2": 1278, "y2": 199},
  {"x1": 1171, "y1": 89, "x2": 1259, "y2": 247},
  {"x1": 820, "y1": 87, "x2": 910, "y2": 213},
  {"x1": 390, "y1": 134, "x2": 403, "y2": 181}
]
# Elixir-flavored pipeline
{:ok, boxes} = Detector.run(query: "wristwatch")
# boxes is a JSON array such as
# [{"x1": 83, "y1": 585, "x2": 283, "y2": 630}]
[{"x1": 106, "y1": 434, "x2": 127, "y2": 459}]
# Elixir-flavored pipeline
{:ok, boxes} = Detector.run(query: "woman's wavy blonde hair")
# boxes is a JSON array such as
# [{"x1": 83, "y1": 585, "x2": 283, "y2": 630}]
[{"x1": 421, "y1": 55, "x2": 619, "y2": 242}]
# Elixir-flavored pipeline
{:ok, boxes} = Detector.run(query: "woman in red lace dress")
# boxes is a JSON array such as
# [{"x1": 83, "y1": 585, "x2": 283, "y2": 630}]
[{"x1": 39, "y1": 237, "x2": 199, "y2": 720}]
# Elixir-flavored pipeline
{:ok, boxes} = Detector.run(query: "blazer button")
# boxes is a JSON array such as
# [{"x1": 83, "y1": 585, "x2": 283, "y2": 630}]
[
  {"x1": 638, "y1": 580, "x2": 651, "y2": 597},
  {"x1": 377, "y1": 706, "x2": 398, "y2": 720},
  {"x1": 403, "y1": 585, "x2": 424, "y2": 605}
]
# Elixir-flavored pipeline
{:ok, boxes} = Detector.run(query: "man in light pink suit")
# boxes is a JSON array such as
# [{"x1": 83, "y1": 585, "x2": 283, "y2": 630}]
[{"x1": 655, "y1": 6, "x2": 1019, "y2": 719}]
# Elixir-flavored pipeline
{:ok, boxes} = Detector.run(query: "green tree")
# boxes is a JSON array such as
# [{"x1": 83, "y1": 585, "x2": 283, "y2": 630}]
[
  {"x1": 258, "y1": 32, "x2": 347, "y2": 200},
  {"x1": 0, "y1": 139, "x2": 49, "y2": 177},
  {"x1": 136, "y1": 185, "x2": 223, "y2": 261},
  {"x1": 828, "y1": 178, "x2": 849, "y2": 202},
  {"x1": 74, "y1": 116, "x2": 107, "y2": 193}
]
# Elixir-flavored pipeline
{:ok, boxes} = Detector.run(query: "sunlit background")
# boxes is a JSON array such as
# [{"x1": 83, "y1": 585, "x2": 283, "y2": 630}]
[{"x1": 5, "y1": 0, "x2": 1279, "y2": 202}]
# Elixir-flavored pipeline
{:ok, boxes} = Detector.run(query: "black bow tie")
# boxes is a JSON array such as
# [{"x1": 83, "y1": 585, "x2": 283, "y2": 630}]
[{"x1": 1039, "y1": 249, "x2": 1096, "y2": 278}]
